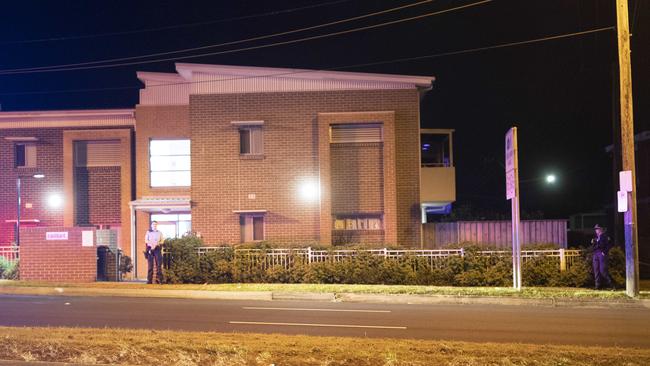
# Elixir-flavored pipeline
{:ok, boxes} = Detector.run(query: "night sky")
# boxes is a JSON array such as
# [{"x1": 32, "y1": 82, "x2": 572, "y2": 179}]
[{"x1": 0, "y1": 0, "x2": 648, "y2": 220}]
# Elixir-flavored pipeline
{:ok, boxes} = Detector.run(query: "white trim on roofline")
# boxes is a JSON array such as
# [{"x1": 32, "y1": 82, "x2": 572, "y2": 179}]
[
  {"x1": 0, "y1": 109, "x2": 135, "y2": 129},
  {"x1": 175, "y1": 63, "x2": 435, "y2": 87}
]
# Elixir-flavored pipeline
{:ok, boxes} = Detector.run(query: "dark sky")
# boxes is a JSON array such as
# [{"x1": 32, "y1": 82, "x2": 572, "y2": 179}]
[{"x1": 0, "y1": 0, "x2": 648, "y2": 219}]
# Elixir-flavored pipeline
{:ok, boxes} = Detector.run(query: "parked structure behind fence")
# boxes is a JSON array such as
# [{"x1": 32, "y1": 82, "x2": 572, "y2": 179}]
[{"x1": 422, "y1": 220, "x2": 568, "y2": 249}]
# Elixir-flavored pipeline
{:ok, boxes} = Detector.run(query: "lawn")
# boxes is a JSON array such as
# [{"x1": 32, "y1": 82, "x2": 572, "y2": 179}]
[
  {"x1": 1, "y1": 326, "x2": 649, "y2": 366},
  {"x1": 2, "y1": 279, "x2": 648, "y2": 299}
]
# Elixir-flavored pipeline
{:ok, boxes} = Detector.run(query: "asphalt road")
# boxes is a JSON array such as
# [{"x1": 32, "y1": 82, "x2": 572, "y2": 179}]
[{"x1": 1, "y1": 294, "x2": 649, "y2": 348}]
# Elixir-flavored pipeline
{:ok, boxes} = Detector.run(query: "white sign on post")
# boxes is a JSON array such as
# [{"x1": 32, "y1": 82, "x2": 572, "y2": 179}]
[
  {"x1": 505, "y1": 128, "x2": 515, "y2": 173},
  {"x1": 619, "y1": 170, "x2": 633, "y2": 192},
  {"x1": 505, "y1": 127, "x2": 521, "y2": 291},
  {"x1": 506, "y1": 169, "x2": 516, "y2": 200},
  {"x1": 618, "y1": 190, "x2": 628, "y2": 212}
]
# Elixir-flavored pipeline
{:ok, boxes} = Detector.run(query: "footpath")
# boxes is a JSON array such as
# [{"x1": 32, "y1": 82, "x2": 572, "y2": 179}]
[{"x1": 1, "y1": 281, "x2": 649, "y2": 308}]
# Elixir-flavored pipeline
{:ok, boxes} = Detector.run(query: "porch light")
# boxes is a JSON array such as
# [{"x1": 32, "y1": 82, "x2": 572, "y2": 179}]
[
  {"x1": 47, "y1": 194, "x2": 63, "y2": 208},
  {"x1": 299, "y1": 180, "x2": 320, "y2": 202}
]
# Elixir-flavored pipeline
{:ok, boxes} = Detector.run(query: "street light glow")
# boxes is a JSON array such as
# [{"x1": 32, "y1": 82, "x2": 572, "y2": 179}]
[{"x1": 546, "y1": 174, "x2": 556, "y2": 184}]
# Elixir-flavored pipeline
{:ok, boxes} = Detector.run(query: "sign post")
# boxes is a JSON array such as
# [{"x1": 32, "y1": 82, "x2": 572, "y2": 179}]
[{"x1": 506, "y1": 127, "x2": 522, "y2": 290}]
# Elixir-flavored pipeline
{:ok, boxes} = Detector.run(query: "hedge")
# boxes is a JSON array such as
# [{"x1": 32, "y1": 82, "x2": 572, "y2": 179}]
[
  {"x1": 162, "y1": 236, "x2": 625, "y2": 288},
  {"x1": 0, "y1": 258, "x2": 19, "y2": 280}
]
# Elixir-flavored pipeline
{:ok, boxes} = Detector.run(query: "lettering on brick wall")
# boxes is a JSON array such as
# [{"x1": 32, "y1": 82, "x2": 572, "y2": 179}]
[{"x1": 46, "y1": 232, "x2": 68, "y2": 240}]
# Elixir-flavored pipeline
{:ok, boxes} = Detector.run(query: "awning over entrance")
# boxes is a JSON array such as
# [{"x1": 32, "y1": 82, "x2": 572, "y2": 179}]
[
  {"x1": 128, "y1": 196, "x2": 191, "y2": 278},
  {"x1": 129, "y1": 196, "x2": 191, "y2": 212}
]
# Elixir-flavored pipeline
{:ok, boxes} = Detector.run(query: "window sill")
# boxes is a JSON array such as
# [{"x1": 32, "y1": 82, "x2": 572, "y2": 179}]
[
  {"x1": 332, "y1": 229, "x2": 384, "y2": 233},
  {"x1": 149, "y1": 186, "x2": 191, "y2": 190},
  {"x1": 240, "y1": 154, "x2": 265, "y2": 160}
]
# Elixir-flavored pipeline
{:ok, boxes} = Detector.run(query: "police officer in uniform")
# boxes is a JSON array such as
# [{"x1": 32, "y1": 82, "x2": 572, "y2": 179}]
[
  {"x1": 591, "y1": 224, "x2": 613, "y2": 290},
  {"x1": 145, "y1": 221, "x2": 164, "y2": 284}
]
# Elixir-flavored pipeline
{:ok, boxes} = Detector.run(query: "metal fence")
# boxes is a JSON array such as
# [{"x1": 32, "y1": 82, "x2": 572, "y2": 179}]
[
  {"x1": 193, "y1": 247, "x2": 582, "y2": 272},
  {"x1": 0, "y1": 246, "x2": 19, "y2": 265}
]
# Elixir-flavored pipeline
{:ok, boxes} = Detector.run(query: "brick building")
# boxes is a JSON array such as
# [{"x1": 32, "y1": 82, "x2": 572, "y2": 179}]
[{"x1": 1, "y1": 63, "x2": 456, "y2": 280}]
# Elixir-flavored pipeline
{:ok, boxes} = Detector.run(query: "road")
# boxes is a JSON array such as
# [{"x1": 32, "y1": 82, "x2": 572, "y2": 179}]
[{"x1": 1, "y1": 294, "x2": 649, "y2": 348}]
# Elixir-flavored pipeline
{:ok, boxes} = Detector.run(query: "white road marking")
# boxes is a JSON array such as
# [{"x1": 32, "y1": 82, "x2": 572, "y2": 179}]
[
  {"x1": 230, "y1": 321, "x2": 406, "y2": 329},
  {"x1": 242, "y1": 307, "x2": 390, "y2": 313}
]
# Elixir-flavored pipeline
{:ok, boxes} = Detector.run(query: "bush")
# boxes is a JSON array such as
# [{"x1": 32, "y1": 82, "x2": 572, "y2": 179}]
[
  {"x1": 0, "y1": 258, "x2": 19, "y2": 280},
  {"x1": 163, "y1": 238, "x2": 614, "y2": 288}
]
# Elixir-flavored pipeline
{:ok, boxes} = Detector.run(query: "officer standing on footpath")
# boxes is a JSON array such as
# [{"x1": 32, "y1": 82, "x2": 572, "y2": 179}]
[
  {"x1": 591, "y1": 224, "x2": 614, "y2": 290},
  {"x1": 145, "y1": 221, "x2": 164, "y2": 284}
]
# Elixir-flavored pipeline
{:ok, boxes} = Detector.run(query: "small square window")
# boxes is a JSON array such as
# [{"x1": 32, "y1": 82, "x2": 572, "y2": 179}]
[
  {"x1": 239, "y1": 127, "x2": 263, "y2": 155},
  {"x1": 240, "y1": 214, "x2": 264, "y2": 242},
  {"x1": 15, "y1": 144, "x2": 36, "y2": 168}
]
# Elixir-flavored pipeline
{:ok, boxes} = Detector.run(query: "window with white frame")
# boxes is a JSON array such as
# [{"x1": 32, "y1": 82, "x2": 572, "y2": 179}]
[
  {"x1": 151, "y1": 213, "x2": 191, "y2": 239},
  {"x1": 240, "y1": 214, "x2": 264, "y2": 242},
  {"x1": 15, "y1": 143, "x2": 37, "y2": 168},
  {"x1": 239, "y1": 127, "x2": 263, "y2": 155},
  {"x1": 149, "y1": 139, "x2": 191, "y2": 187}
]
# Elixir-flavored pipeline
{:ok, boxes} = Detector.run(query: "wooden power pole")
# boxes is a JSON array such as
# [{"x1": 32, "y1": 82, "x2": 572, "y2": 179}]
[{"x1": 615, "y1": 0, "x2": 639, "y2": 297}]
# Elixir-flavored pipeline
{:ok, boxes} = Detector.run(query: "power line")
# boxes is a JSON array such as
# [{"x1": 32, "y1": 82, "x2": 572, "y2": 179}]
[
  {"x1": 0, "y1": 25, "x2": 614, "y2": 97},
  {"x1": 0, "y1": 0, "x2": 436, "y2": 74},
  {"x1": 0, "y1": 0, "x2": 352, "y2": 46},
  {"x1": 337, "y1": 26, "x2": 615, "y2": 69}
]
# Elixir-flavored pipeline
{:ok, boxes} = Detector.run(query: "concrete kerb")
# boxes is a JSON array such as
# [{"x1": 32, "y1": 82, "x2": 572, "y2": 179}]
[{"x1": 0, "y1": 285, "x2": 648, "y2": 308}]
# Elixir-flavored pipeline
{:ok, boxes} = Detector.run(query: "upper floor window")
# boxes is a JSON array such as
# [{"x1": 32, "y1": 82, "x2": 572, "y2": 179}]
[
  {"x1": 330, "y1": 123, "x2": 383, "y2": 143},
  {"x1": 239, "y1": 127, "x2": 264, "y2": 155},
  {"x1": 149, "y1": 139, "x2": 190, "y2": 187},
  {"x1": 15, "y1": 143, "x2": 37, "y2": 168},
  {"x1": 421, "y1": 130, "x2": 453, "y2": 167}
]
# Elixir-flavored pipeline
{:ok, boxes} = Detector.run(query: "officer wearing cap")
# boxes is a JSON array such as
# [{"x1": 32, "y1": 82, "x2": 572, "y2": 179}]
[{"x1": 591, "y1": 224, "x2": 614, "y2": 290}]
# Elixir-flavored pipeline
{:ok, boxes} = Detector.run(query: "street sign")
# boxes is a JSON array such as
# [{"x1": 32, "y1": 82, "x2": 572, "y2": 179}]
[
  {"x1": 618, "y1": 190, "x2": 628, "y2": 213},
  {"x1": 505, "y1": 127, "x2": 518, "y2": 200},
  {"x1": 506, "y1": 169, "x2": 516, "y2": 200},
  {"x1": 505, "y1": 128, "x2": 515, "y2": 173},
  {"x1": 505, "y1": 127, "x2": 521, "y2": 291}
]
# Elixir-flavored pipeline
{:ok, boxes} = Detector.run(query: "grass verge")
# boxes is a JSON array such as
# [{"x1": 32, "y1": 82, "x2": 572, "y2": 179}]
[
  {"x1": 2, "y1": 279, "x2": 648, "y2": 299},
  {"x1": 1, "y1": 326, "x2": 649, "y2": 366}
]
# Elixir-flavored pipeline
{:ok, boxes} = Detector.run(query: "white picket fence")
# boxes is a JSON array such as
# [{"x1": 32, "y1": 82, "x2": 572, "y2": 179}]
[
  {"x1": 0, "y1": 246, "x2": 19, "y2": 265},
  {"x1": 196, "y1": 247, "x2": 582, "y2": 272}
]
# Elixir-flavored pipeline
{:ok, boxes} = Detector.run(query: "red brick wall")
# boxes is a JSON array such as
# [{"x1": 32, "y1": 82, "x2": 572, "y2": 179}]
[
  {"x1": 74, "y1": 166, "x2": 121, "y2": 226},
  {"x1": 0, "y1": 128, "x2": 65, "y2": 245},
  {"x1": 189, "y1": 89, "x2": 421, "y2": 246},
  {"x1": 19, "y1": 227, "x2": 96, "y2": 283},
  {"x1": 134, "y1": 105, "x2": 190, "y2": 198}
]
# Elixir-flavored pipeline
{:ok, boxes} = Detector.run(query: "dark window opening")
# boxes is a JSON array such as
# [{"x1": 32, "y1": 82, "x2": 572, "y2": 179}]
[{"x1": 421, "y1": 133, "x2": 451, "y2": 167}]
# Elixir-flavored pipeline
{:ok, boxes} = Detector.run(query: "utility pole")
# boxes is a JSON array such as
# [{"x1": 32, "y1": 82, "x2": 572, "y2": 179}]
[{"x1": 615, "y1": 0, "x2": 639, "y2": 297}]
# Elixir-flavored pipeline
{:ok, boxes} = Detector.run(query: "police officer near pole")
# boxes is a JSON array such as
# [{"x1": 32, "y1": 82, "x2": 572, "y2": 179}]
[
  {"x1": 145, "y1": 221, "x2": 164, "y2": 284},
  {"x1": 591, "y1": 224, "x2": 614, "y2": 290}
]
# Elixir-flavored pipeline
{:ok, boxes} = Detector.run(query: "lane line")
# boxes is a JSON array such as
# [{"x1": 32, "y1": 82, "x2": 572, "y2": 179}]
[
  {"x1": 230, "y1": 321, "x2": 406, "y2": 329},
  {"x1": 242, "y1": 307, "x2": 391, "y2": 313}
]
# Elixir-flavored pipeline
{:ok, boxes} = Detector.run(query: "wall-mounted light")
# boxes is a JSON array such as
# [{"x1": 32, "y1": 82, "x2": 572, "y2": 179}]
[
  {"x1": 298, "y1": 180, "x2": 320, "y2": 202},
  {"x1": 47, "y1": 194, "x2": 63, "y2": 208}
]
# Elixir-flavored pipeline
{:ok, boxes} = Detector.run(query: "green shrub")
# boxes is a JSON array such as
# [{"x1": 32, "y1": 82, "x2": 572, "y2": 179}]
[
  {"x1": 163, "y1": 239, "x2": 608, "y2": 288},
  {"x1": 163, "y1": 235, "x2": 202, "y2": 284},
  {"x1": 0, "y1": 258, "x2": 19, "y2": 280}
]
